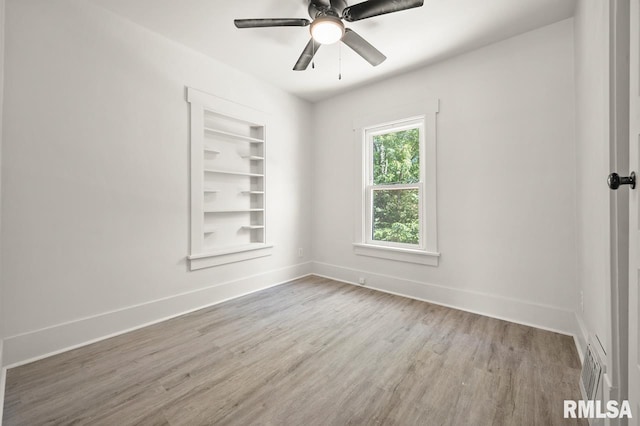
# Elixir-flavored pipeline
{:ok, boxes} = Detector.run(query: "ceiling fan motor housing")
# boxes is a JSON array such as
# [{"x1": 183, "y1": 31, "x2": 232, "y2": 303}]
[{"x1": 308, "y1": 0, "x2": 347, "y2": 19}]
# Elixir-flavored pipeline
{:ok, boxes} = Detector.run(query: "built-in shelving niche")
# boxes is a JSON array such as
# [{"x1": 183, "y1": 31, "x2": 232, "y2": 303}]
[{"x1": 187, "y1": 87, "x2": 272, "y2": 270}]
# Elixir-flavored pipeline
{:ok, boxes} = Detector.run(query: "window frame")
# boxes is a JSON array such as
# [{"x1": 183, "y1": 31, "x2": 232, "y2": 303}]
[
  {"x1": 353, "y1": 101, "x2": 440, "y2": 266},
  {"x1": 364, "y1": 118, "x2": 425, "y2": 250}
]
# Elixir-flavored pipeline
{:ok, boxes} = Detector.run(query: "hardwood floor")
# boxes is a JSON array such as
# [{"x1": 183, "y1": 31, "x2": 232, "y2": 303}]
[{"x1": 3, "y1": 276, "x2": 586, "y2": 425}]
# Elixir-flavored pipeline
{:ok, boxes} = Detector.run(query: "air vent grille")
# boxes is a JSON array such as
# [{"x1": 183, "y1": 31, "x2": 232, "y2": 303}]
[{"x1": 580, "y1": 343, "x2": 603, "y2": 401}]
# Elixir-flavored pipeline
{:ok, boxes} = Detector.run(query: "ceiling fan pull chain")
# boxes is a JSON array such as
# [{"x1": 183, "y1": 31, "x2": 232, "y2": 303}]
[
  {"x1": 338, "y1": 42, "x2": 342, "y2": 80},
  {"x1": 312, "y1": 38, "x2": 316, "y2": 69}
]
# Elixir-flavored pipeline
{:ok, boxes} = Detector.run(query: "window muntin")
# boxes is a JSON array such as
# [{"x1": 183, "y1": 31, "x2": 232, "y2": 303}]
[{"x1": 365, "y1": 118, "x2": 425, "y2": 249}]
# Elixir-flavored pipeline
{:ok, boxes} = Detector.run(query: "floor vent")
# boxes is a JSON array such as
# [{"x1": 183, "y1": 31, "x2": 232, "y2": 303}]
[{"x1": 580, "y1": 342, "x2": 604, "y2": 401}]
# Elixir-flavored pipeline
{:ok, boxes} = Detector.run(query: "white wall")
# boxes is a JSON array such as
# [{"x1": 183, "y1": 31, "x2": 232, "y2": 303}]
[
  {"x1": 0, "y1": 0, "x2": 313, "y2": 366},
  {"x1": 573, "y1": 0, "x2": 610, "y2": 357},
  {"x1": 312, "y1": 19, "x2": 579, "y2": 334},
  {"x1": 0, "y1": 0, "x2": 5, "y2": 410}
]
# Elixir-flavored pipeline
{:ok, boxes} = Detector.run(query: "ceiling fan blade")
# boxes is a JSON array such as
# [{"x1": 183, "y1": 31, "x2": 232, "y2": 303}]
[
  {"x1": 330, "y1": 0, "x2": 348, "y2": 14},
  {"x1": 342, "y1": 0, "x2": 424, "y2": 22},
  {"x1": 342, "y1": 28, "x2": 386, "y2": 66},
  {"x1": 234, "y1": 18, "x2": 310, "y2": 28},
  {"x1": 293, "y1": 39, "x2": 321, "y2": 71}
]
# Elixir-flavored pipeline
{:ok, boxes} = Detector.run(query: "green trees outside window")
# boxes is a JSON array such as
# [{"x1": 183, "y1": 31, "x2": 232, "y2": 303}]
[{"x1": 371, "y1": 128, "x2": 420, "y2": 244}]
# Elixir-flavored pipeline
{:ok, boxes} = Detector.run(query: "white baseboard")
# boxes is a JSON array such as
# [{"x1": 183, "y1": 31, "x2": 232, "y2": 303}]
[
  {"x1": 573, "y1": 312, "x2": 588, "y2": 364},
  {"x1": 312, "y1": 261, "x2": 581, "y2": 337},
  {"x1": 0, "y1": 367, "x2": 5, "y2": 426},
  {"x1": 3, "y1": 262, "x2": 312, "y2": 368},
  {"x1": 0, "y1": 340, "x2": 5, "y2": 426},
  {"x1": 1, "y1": 260, "x2": 583, "y2": 370}
]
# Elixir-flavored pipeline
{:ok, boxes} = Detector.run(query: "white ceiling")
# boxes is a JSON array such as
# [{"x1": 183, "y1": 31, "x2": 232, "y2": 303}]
[{"x1": 87, "y1": 0, "x2": 576, "y2": 102}]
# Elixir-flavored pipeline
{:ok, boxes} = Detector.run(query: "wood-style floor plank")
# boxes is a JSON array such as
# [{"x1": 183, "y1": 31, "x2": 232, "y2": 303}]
[{"x1": 3, "y1": 276, "x2": 586, "y2": 425}]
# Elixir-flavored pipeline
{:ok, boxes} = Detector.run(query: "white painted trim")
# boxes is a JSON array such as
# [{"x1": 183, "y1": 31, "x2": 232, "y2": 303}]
[
  {"x1": 608, "y1": 0, "x2": 630, "y2": 408},
  {"x1": 363, "y1": 118, "x2": 426, "y2": 250},
  {"x1": 352, "y1": 243, "x2": 439, "y2": 266},
  {"x1": 189, "y1": 244, "x2": 274, "y2": 269},
  {"x1": 187, "y1": 87, "x2": 266, "y2": 125},
  {"x1": 574, "y1": 312, "x2": 589, "y2": 365},
  {"x1": 0, "y1": 0, "x2": 5, "y2": 419},
  {"x1": 0, "y1": 368, "x2": 5, "y2": 426},
  {"x1": 190, "y1": 101, "x2": 205, "y2": 254},
  {"x1": 187, "y1": 87, "x2": 270, "y2": 269},
  {"x1": 3, "y1": 263, "x2": 312, "y2": 368},
  {"x1": 0, "y1": 340, "x2": 5, "y2": 426},
  {"x1": 353, "y1": 99, "x2": 440, "y2": 262},
  {"x1": 188, "y1": 243, "x2": 274, "y2": 259},
  {"x1": 311, "y1": 261, "x2": 580, "y2": 336}
]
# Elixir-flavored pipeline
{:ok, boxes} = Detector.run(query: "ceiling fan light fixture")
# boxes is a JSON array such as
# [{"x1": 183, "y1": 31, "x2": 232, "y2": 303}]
[{"x1": 310, "y1": 16, "x2": 345, "y2": 45}]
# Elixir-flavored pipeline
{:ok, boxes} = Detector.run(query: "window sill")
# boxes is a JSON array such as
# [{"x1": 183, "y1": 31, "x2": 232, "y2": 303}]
[
  {"x1": 352, "y1": 243, "x2": 439, "y2": 266},
  {"x1": 189, "y1": 244, "x2": 273, "y2": 270}
]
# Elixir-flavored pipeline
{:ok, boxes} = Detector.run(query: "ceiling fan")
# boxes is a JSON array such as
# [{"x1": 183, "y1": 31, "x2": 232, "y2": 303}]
[{"x1": 234, "y1": 0, "x2": 424, "y2": 71}]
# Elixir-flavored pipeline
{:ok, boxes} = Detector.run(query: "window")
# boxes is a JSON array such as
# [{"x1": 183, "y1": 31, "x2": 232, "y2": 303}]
[
  {"x1": 353, "y1": 101, "x2": 439, "y2": 266},
  {"x1": 367, "y1": 119, "x2": 423, "y2": 248}
]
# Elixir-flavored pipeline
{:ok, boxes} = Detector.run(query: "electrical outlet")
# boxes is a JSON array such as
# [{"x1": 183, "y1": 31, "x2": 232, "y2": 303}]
[
  {"x1": 298, "y1": 248, "x2": 304, "y2": 258},
  {"x1": 358, "y1": 277, "x2": 366, "y2": 285}
]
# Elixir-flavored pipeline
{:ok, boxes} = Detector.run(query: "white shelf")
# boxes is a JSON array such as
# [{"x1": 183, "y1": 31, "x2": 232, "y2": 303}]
[
  {"x1": 204, "y1": 127, "x2": 264, "y2": 143},
  {"x1": 189, "y1": 243, "x2": 273, "y2": 260},
  {"x1": 204, "y1": 208, "x2": 264, "y2": 213},
  {"x1": 204, "y1": 169, "x2": 263, "y2": 177},
  {"x1": 188, "y1": 88, "x2": 268, "y2": 270}
]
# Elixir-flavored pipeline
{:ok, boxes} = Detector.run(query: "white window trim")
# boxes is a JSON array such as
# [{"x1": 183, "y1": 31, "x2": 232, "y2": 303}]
[
  {"x1": 353, "y1": 100, "x2": 440, "y2": 266},
  {"x1": 365, "y1": 117, "x2": 425, "y2": 250}
]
